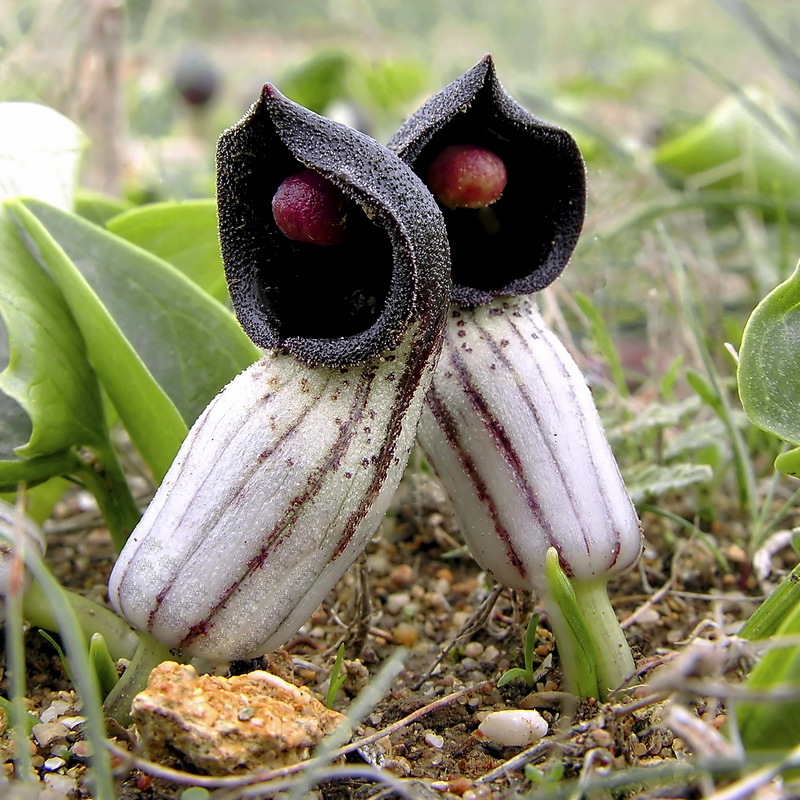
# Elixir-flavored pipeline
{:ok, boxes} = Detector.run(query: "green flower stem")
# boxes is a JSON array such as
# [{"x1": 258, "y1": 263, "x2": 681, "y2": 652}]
[
  {"x1": 571, "y1": 576, "x2": 636, "y2": 698},
  {"x1": 102, "y1": 633, "x2": 174, "y2": 726},
  {"x1": 77, "y1": 442, "x2": 142, "y2": 552},
  {"x1": 22, "y1": 578, "x2": 140, "y2": 661}
]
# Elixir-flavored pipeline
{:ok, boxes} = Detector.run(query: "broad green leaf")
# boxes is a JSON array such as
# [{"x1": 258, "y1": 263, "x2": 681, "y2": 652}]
[
  {"x1": 0, "y1": 208, "x2": 106, "y2": 487},
  {"x1": 11, "y1": 199, "x2": 260, "y2": 479},
  {"x1": 0, "y1": 103, "x2": 85, "y2": 210},
  {"x1": 738, "y1": 263, "x2": 800, "y2": 469},
  {"x1": 74, "y1": 189, "x2": 132, "y2": 226},
  {"x1": 107, "y1": 200, "x2": 229, "y2": 302},
  {"x1": 10, "y1": 201, "x2": 186, "y2": 481}
]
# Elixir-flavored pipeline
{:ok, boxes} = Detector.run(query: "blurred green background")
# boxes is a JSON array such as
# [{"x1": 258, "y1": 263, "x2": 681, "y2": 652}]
[{"x1": 3, "y1": 0, "x2": 800, "y2": 389}]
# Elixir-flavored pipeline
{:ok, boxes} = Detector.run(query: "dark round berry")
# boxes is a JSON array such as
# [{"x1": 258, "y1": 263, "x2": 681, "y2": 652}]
[
  {"x1": 426, "y1": 145, "x2": 507, "y2": 209},
  {"x1": 271, "y1": 170, "x2": 348, "y2": 245},
  {"x1": 173, "y1": 51, "x2": 219, "y2": 108}
]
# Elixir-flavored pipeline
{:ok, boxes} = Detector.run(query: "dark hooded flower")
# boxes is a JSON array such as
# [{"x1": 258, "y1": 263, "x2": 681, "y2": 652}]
[
  {"x1": 393, "y1": 57, "x2": 640, "y2": 697},
  {"x1": 217, "y1": 84, "x2": 450, "y2": 366},
  {"x1": 389, "y1": 54, "x2": 586, "y2": 307},
  {"x1": 109, "y1": 86, "x2": 451, "y2": 662}
]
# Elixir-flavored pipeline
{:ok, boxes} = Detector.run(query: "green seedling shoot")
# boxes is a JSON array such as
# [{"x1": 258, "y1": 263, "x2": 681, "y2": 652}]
[
  {"x1": 326, "y1": 642, "x2": 348, "y2": 709},
  {"x1": 544, "y1": 547, "x2": 601, "y2": 699},
  {"x1": 89, "y1": 632, "x2": 120, "y2": 695},
  {"x1": 497, "y1": 613, "x2": 540, "y2": 688}
]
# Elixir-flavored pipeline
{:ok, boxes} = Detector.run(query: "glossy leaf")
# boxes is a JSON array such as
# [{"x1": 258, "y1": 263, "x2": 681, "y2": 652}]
[
  {"x1": 74, "y1": 189, "x2": 132, "y2": 226},
  {"x1": 107, "y1": 200, "x2": 229, "y2": 303},
  {"x1": 0, "y1": 209, "x2": 105, "y2": 488},
  {"x1": 738, "y1": 263, "x2": 800, "y2": 476},
  {"x1": 11, "y1": 199, "x2": 261, "y2": 480},
  {"x1": 9, "y1": 200, "x2": 184, "y2": 481}
]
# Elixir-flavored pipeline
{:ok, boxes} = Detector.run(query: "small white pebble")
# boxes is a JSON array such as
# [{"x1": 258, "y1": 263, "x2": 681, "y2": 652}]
[
  {"x1": 75, "y1": 491, "x2": 97, "y2": 512},
  {"x1": 477, "y1": 709, "x2": 548, "y2": 747},
  {"x1": 32, "y1": 722, "x2": 70, "y2": 748},
  {"x1": 423, "y1": 731, "x2": 444, "y2": 749},
  {"x1": 635, "y1": 607, "x2": 660, "y2": 626},
  {"x1": 43, "y1": 756, "x2": 66, "y2": 771},
  {"x1": 452, "y1": 611, "x2": 470, "y2": 628},
  {"x1": 39, "y1": 700, "x2": 72, "y2": 723},
  {"x1": 464, "y1": 641, "x2": 484, "y2": 658},
  {"x1": 385, "y1": 592, "x2": 411, "y2": 615},
  {"x1": 44, "y1": 773, "x2": 77, "y2": 795},
  {"x1": 60, "y1": 716, "x2": 86, "y2": 730},
  {"x1": 483, "y1": 645, "x2": 500, "y2": 661}
]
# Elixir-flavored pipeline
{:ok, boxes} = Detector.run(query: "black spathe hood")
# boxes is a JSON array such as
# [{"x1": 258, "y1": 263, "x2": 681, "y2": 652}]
[
  {"x1": 389, "y1": 55, "x2": 586, "y2": 307},
  {"x1": 217, "y1": 84, "x2": 450, "y2": 366}
]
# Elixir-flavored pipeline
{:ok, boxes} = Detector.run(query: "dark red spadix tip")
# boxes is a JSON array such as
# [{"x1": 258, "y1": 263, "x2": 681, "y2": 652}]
[
  {"x1": 272, "y1": 169, "x2": 347, "y2": 245},
  {"x1": 426, "y1": 145, "x2": 507, "y2": 210}
]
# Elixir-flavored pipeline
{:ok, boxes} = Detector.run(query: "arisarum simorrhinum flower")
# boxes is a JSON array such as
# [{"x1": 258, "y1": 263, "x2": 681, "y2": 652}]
[
  {"x1": 108, "y1": 85, "x2": 451, "y2": 663},
  {"x1": 390, "y1": 56, "x2": 642, "y2": 697}
]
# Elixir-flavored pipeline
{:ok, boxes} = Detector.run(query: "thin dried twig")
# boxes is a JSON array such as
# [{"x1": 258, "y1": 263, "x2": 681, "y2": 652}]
[{"x1": 475, "y1": 739, "x2": 554, "y2": 784}]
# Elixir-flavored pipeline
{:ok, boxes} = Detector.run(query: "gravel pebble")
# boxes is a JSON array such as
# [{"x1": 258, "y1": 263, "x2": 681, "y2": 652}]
[
  {"x1": 32, "y1": 722, "x2": 70, "y2": 748},
  {"x1": 385, "y1": 592, "x2": 411, "y2": 615},
  {"x1": 423, "y1": 731, "x2": 445, "y2": 748},
  {"x1": 43, "y1": 772, "x2": 77, "y2": 795},
  {"x1": 477, "y1": 709, "x2": 548, "y2": 746},
  {"x1": 39, "y1": 700, "x2": 72, "y2": 723}
]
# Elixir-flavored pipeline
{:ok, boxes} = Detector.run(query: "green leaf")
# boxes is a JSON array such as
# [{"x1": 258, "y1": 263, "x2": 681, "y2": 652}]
[
  {"x1": 654, "y1": 88, "x2": 800, "y2": 213},
  {"x1": 39, "y1": 630, "x2": 73, "y2": 683},
  {"x1": 686, "y1": 368, "x2": 720, "y2": 411},
  {"x1": 107, "y1": 200, "x2": 229, "y2": 303},
  {"x1": 775, "y1": 446, "x2": 800, "y2": 478},
  {"x1": 738, "y1": 600, "x2": 800, "y2": 753},
  {"x1": 0, "y1": 209, "x2": 107, "y2": 487},
  {"x1": 8, "y1": 199, "x2": 185, "y2": 482},
  {"x1": 740, "y1": 562, "x2": 800, "y2": 641},
  {"x1": 738, "y1": 263, "x2": 800, "y2": 464},
  {"x1": 326, "y1": 642, "x2": 347, "y2": 709},
  {"x1": 74, "y1": 189, "x2": 132, "y2": 226},
  {"x1": 496, "y1": 667, "x2": 530, "y2": 688},
  {"x1": 11, "y1": 199, "x2": 260, "y2": 480},
  {"x1": 545, "y1": 548, "x2": 600, "y2": 699}
]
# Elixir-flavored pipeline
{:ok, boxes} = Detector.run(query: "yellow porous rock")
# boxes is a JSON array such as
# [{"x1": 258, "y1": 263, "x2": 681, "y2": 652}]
[{"x1": 132, "y1": 661, "x2": 345, "y2": 775}]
